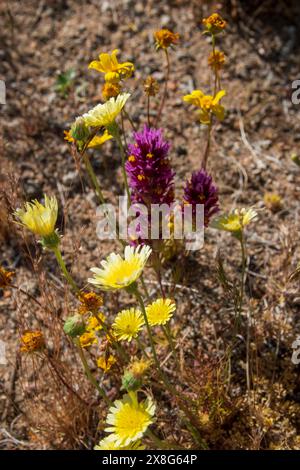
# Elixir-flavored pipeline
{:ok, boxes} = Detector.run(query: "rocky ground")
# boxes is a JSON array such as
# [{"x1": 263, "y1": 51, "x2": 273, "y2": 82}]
[{"x1": 1, "y1": 0, "x2": 300, "y2": 450}]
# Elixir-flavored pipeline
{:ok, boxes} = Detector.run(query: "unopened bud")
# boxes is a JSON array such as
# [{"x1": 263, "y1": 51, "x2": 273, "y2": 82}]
[{"x1": 63, "y1": 314, "x2": 86, "y2": 338}]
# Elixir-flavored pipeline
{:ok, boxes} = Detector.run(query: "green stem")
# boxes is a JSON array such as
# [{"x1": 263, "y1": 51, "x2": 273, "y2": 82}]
[
  {"x1": 74, "y1": 337, "x2": 112, "y2": 406},
  {"x1": 52, "y1": 246, "x2": 79, "y2": 292},
  {"x1": 95, "y1": 313, "x2": 129, "y2": 363},
  {"x1": 156, "y1": 48, "x2": 170, "y2": 126},
  {"x1": 136, "y1": 336, "x2": 150, "y2": 359},
  {"x1": 83, "y1": 154, "x2": 106, "y2": 205},
  {"x1": 162, "y1": 324, "x2": 181, "y2": 371},
  {"x1": 113, "y1": 125, "x2": 131, "y2": 202}
]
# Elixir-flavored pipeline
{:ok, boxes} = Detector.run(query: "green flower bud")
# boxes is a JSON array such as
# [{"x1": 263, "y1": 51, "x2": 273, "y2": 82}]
[
  {"x1": 63, "y1": 314, "x2": 86, "y2": 338},
  {"x1": 71, "y1": 117, "x2": 90, "y2": 141},
  {"x1": 121, "y1": 371, "x2": 142, "y2": 392}
]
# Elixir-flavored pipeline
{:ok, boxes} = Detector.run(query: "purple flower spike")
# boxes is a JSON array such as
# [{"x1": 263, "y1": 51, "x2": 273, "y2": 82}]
[
  {"x1": 126, "y1": 125, "x2": 175, "y2": 206},
  {"x1": 183, "y1": 169, "x2": 219, "y2": 226}
]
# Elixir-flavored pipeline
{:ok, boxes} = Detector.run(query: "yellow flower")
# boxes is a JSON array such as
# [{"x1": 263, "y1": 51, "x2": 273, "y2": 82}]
[
  {"x1": 112, "y1": 308, "x2": 144, "y2": 342},
  {"x1": 208, "y1": 50, "x2": 226, "y2": 71},
  {"x1": 183, "y1": 89, "x2": 226, "y2": 125},
  {"x1": 86, "y1": 314, "x2": 105, "y2": 332},
  {"x1": 203, "y1": 13, "x2": 227, "y2": 34},
  {"x1": 264, "y1": 192, "x2": 282, "y2": 213},
  {"x1": 212, "y1": 208, "x2": 258, "y2": 233},
  {"x1": 78, "y1": 291, "x2": 103, "y2": 315},
  {"x1": 88, "y1": 245, "x2": 152, "y2": 291},
  {"x1": 146, "y1": 298, "x2": 176, "y2": 326},
  {"x1": 102, "y1": 82, "x2": 121, "y2": 101},
  {"x1": 82, "y1": 93, "x2": 130, "y2": 128},
  {"x1": 15, "y1": 195, "x2": 58, "y2": 238},
  {"x1": 94, "y1": 436, "x2": 145, "y2": 450},
  {"x1": 154, "y1": 29, "x2": 180, "y2": 50},
  {"x1": 79, "y1": 331, "x2": 97, "y2": 348},
  {"x1": 88, "y1": 49, "x2": 134, "y2": 83},
  {"x1": 64, "y1": 129, "x2": 112, "y2": 148},
  {"x1": 143, "y1": 76, "x2": 159, "y2": 96},
  {"x1": 20, "y1": 330, "x2": 44, "y2": 353},
  {"x1": 105, "y1": 392, "x2": 156, "y2": 446},
  {"x1": 97, "y1": 354, "x2": 117, "y2": 372},
  {"x1": 129, "y1": 358, "x2": 152, "y2": 378},
  {"x1": 0, "y1": 266, "x2": 15, "y2": 289}
]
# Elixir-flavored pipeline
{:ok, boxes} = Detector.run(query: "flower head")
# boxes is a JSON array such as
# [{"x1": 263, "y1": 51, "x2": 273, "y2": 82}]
[
  {"x1": 264, "y1": 192, "x2": 282, "y2": 213},
  {"x1": 143, "y1": 76, "x2": 159, "y2": 97},
  {"x1": 64, "y1": 129, "x2": 112, "y2": 149},
  {"x1": 102, "y1": 81, "x2": 121, "y2": 100},
  {"x1": 15, "y1": 195, "x2": 58, "y2": 238},
  {"x1": 94, "y1": 436, "x2": 144, "y2": 450},
  {"x1": 126, "y1": 126, "x2": 175, "y2": 206},
  {"x1": 78, "y1": 291, "x2": 103, "y2": 315},
  {"x1": 79, "y1": 331, "x2": 97, "y2": 348},
  {"x1": 154, "y1": 29, "x2": 180, "y2": 50},
  {"x1": 129, "y1": 358, "x2": 152, "y2": 379},
  {"x1": 20, "y1": 330, "x2": 44, "y2": 353},
  {"x1": 146, "y1": 298, "x2": 176, "y2": 326},
  {"x1": 88, "y1": 49, "x2": 134, "y2": 83},
  {"x1": 0, "y1": 266, "x2": 15, "y2": 289},
  {"x1": 208, "y1": 50, "x2": 226, "y2": 72},
  {"x1": 88, "y1": 245, "x2": 152, "y2": 291},
  {"x1": 86, "y1": 314, "x2": 105, "y2": 332},
  {"x1": 112, "y1": 308, "x2": 144, "y2": 342},
  {"x1": 203, "y1": 13, "x2": 227, "y2": 35},
  {"x1": 97, "y1": 354, "x2": 117, "y2": 372},
  {"x1": 183, "y1": 89, "x2": 226, "y2": 125},
  {"x1": 212, "y1": 208, "x2": 258, "y2": 234},
  {"x1": 105, "y1": 392, "x2": 156, "y2": 446},
  {"x1": 183, "y1": 169, "x2": 219, "y2": 226},
  {"x1": 82, "y1": 93, "x2": 130, "y2": 128}
]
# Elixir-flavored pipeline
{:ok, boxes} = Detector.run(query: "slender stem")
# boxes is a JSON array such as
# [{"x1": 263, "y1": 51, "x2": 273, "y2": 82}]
[
  {"x1": 123, "y1": 109, "x2": 137, "y2": 132},
  {"x1": 147, "y1": 94, "x2": 151, "y2": 127},
  {"x1": 201, "y1": 118, "x2": 212, "y2": 170},
  {"x1": 156, "y1": 48, "x2": 170, "y2": 125},
  {"x1": 146, "y1": 429, "x2": 182, "y2": 450},
  {"x1": 74, "y1": 337, "x2": 112, "y2": 406},
  {"x1": 162, "y1": 324, "x2": 181, "y2": 371},
  {"x1": 239, "y1": 231, "x2": 246, "y2": 319},
  {"x1": 140, "y1": 274, "x2": 150, "y2": 302},
  {"x1": 212, "y1": 34, "x2": 217, "y2": 97},
  {"x1": 83, "y1": 154, "x2": 106, "y2": 205},
  {"x1": 113, "y1": 125, "x2": 131, "y2": 202},
  {"x1": 136, "y1": 336, "x2": 150, "y2": 359},
  {"x1": 52, "y1": 246, "x2": 79, "y2": 292}
]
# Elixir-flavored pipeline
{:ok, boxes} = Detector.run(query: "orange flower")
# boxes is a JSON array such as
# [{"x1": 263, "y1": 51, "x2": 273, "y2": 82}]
[
  {"x1": 102, "y1": 82, "x2": 121, "y2": 100},
  {"x1": 20, "y1": 330, "x2": 44, "y2": 353},
  {"x1": 144, "y1": 76, "x2": 159, "y2": 96},
  {"x1": 0, "y1": 266, "x2": 14, "y2": 289},
  {"x1": 203, "y1": 13, "x2": 227, "y2": 34},
  {"x1": 78, "y1": 291, "x2": 103, "y2": 315},
  {"x1": 208, "y1": 50, "x2": 226, "y2": 71},
  {"x1": 154, "y1": 29, "x2": 179, "y2": 50}
]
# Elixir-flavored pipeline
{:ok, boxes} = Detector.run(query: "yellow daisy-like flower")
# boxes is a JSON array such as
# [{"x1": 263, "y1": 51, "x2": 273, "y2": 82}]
[
  {"x1": 154, "y1": 29, "x2": 180, "y2": 50},
  {"x1": 88, "y1": 245, "x2": 152, "y2": 291},
  {"x1": 94, "y1": 436, "x2": 145, "y2": 450},
  {"x1": 183, "y1": 89, "x2": 226, "y2": 125},
  {"x1": 208, "y1": 50, "x2": 226, "y2": 71},
  {"x1": 64, "y1": 129, "x2": 112, "y2": 148},
  {"x1": 212, "y1": 208, "x2": 258, "y2": 233},
  {"x1": 82, "y1": 93, "x2": 130, "y2": 128},
  {"x1": 0, "y1": 266, "x2": 15, "y2": 289},
  {"x1": 146, "y1": 298, "x2": 176, "y2": 326},
  {"x1": 86, "y1": 314, "x2": 105, "y2": 332},
  {"x1": 79, "y1": 331, "x2": 97, "y2": 348},
  {"x1": 97, "y1": 354, "x2": 117, "y2": 372},
  {"x1": 203, "y1": 13, "x2": 227, "y2": 35},
  {"x1": 15, "y1": 195, "x2": 58, "y2": 238},
  {"x1": 105, "y1": 392, "x2": 156, "y2": 446},
  {"x1": 112, "y1": 308, "x2": 144, "y2": 342},
  {"x1": 78, "y1": 291, "x2": 103, "y2": 315},
  {"x1": 20, "y1": 330, "x2": 45, "y2": 353},
  {"x1": 88, "y1": 49, "x2": 134, "y2": 83}
]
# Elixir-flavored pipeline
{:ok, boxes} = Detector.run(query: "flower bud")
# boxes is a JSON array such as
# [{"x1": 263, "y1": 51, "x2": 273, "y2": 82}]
[
  {"x1": 121, "y1": 371, "x2": 142, "y2": 392},
  {"x1": 63, "y1": 314, "x2": 86, "y2": 338},
  {"x1": 71, "y1": 117, "x2": 90, "y2": 141}
]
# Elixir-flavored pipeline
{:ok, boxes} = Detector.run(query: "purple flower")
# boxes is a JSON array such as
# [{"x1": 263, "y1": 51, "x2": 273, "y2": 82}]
[
  {"x1": 126, "y1": 125, "x2": 175, "y2": 206},
  {"x1": 183, "y1": 169, "x2": 219, "y2": 226}
]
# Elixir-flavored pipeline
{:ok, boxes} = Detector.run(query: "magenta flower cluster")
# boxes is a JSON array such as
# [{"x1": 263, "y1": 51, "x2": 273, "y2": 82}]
[
  {"x1": 125, "y1": 125, "x2": 175, "y2": 206},
  {"x1": 183, "y1": 169, "x2": 219, "y2": 226}
]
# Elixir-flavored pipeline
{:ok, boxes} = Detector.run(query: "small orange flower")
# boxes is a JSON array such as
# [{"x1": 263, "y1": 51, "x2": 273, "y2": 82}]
[
  {"x1": 102, "y1": 82, "x2": 121, "y2": 101},
  {"x1": 78, "y1": 292, "x2": 103, "y2": 315},
  {"x1": 203, "y1": 13, "x2": 227, "y2": 34},
  {"x1": 97, "y1": 354, "x2": 117, "y2": 372},
  {"x1": 0, "y1": 266, "x2": 15, "y2": 289},
  {"x1": 144, "y1": 76, "x2": 159, "y2": 96},
  {"x1": 20, "y1": 330, "x2": 44, "y2": 353},
  {"x1": 154, "y1": 29, "x2": 179, "y2": 50},
  {"x1": 208, "y1": 50, "x2": 226, "y2": 71}
]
